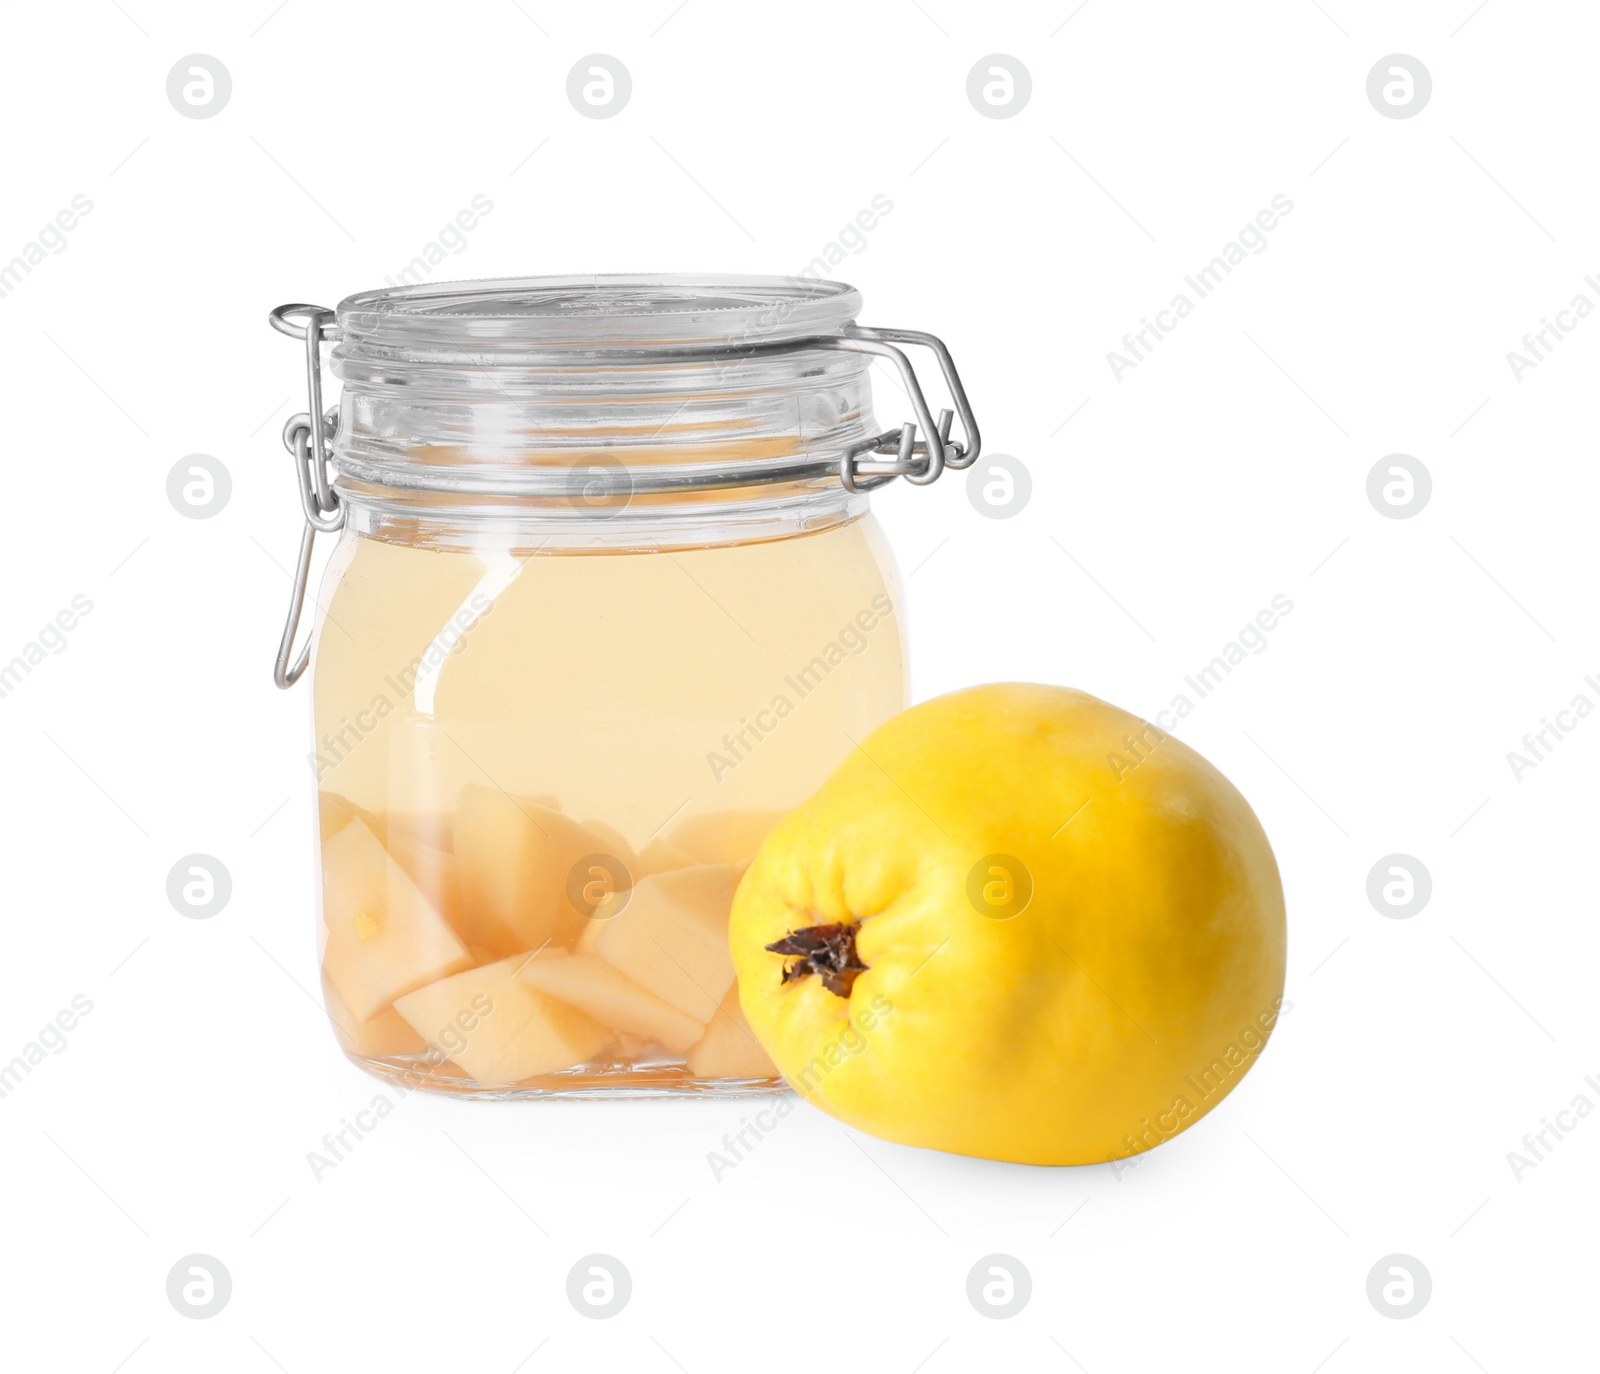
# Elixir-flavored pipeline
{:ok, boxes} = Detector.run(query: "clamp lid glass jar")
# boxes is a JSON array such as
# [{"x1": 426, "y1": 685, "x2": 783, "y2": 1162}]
[{"x1": 266, "y1": 274, "x2": 979, "y2": 1097}]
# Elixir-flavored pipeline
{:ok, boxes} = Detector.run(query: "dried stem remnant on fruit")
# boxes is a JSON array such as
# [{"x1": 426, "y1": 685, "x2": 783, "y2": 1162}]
[{"x1": 765, "y1": 922, "x2": 867, "y2": 997}]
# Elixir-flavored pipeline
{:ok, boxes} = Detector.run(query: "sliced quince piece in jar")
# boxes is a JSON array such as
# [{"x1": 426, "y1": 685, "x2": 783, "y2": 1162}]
[
  {"x1": 321, "y1": 978, "x2": 428, "y2": 1058},
  {"x1": 393, "y1": 951, "x2": 612, "y2": 1084},
  {"x1": 383, "y1": 829, "x2": 465, "y2": 935},
  {"x1": 517, "y1": 952, "x2": 705, "y2": 1054},
  {"x1": 383, "y1": 810, "x2": 454, "y2": 854},
  {"x1": 321, "y1": 817, "x2": 474, "y2": 1023},
  {"x1": 578, "y1": 819, "x2": 638, "y2": 873},
  {"x1": 453, "y1": 785, "x2": 621, "y2": 956},
  {"x1": 637, "y1": 840, "x2": 692, "y2": 876},
  {"x1": 611, "y1": 1031, "x2": 653, "y2": 1063},
  {"x1": 686, "y1": 985, "x2": 780, "y2": 1079},
  {"x1": 319, "y1": 791, "x2": 376, "y2": 842},
  {"x1": 639, "y1": 809, "x2": 789, "y2": 875},
  {"x1": 589, "y1": 863, "x2": 744, "y2": 1022}
]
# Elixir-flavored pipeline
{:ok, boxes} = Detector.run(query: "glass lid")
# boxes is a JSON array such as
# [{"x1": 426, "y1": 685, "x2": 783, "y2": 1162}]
[{"x1": 335, "y1": 273, "x2": 864, "y2": 356}]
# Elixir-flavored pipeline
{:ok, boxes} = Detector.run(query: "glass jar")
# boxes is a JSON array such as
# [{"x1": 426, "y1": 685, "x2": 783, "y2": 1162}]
[{"x1": 266, "y1": 275, "x2": 979, "y2": 1098}]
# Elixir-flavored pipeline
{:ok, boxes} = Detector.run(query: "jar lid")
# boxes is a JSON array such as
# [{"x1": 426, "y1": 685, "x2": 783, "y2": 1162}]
[{"x1": 336, "y1": 273, "x2": 864, "y2": 357}]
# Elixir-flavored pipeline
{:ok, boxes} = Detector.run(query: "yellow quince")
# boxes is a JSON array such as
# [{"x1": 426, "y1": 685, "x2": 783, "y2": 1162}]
[{"x1": 729, "y1": 683, "x2": 1287, "y2": 1166}]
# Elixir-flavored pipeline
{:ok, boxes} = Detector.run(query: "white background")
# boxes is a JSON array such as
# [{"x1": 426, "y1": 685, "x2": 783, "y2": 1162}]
[{"x1": 1, "y1": 1, "x2": 1594, "y2": 1370}]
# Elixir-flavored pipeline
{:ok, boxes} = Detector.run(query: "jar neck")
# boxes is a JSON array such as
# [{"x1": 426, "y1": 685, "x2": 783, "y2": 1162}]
[
  {"x1": 340, "y1": 481, "x2": 871, "y2": 554},
  {"x1": 333, "y1": 347, "x2": 874, "y2": 481}
]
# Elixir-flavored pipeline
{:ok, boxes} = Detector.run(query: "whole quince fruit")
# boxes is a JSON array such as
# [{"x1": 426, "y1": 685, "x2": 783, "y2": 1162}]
[{"x1": 729, "y1": 683, "x2": 1287, "y2": 1166}]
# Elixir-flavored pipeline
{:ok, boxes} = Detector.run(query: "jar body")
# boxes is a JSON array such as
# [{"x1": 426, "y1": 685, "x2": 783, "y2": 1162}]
[{"x1": 311, "y1": 513, "x2": 906, "y2": 1095}]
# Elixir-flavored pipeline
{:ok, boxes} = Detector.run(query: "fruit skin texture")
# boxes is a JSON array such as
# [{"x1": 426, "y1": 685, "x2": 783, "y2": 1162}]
[{"x1": 729, "y1": 683, "x2": 1287, "y2": 1167}]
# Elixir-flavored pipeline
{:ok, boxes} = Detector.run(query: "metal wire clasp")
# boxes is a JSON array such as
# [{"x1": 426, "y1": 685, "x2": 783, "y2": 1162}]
[
  {"x1": 826, "y1": 326, "x2": 982, "y2": 493},
  {"x1": 267, "y1": 303, "x2": 343, "y2": 688}
]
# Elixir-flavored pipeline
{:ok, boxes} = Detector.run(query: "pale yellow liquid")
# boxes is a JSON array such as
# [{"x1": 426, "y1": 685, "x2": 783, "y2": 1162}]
[{"x1": 311, "y1": 515, "x2": 907, "y2": 1093}]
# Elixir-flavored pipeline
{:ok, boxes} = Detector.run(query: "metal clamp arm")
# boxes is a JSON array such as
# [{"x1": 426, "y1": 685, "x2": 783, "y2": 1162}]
[
  {"x1": 848, "y1": 325, "x2": 981, "y2": 471},
  {"x1": 267, "y1": 304, "x2": 343, "y2": 689},
  {"x1": 822, "y1": 326, "x2": 981, "y2": 491}
]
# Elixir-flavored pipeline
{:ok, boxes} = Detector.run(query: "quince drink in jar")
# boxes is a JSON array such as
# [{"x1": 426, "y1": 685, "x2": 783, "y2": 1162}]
[{"x1": 265, "y1": 275, "x2": 979, "y2": 1097}]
